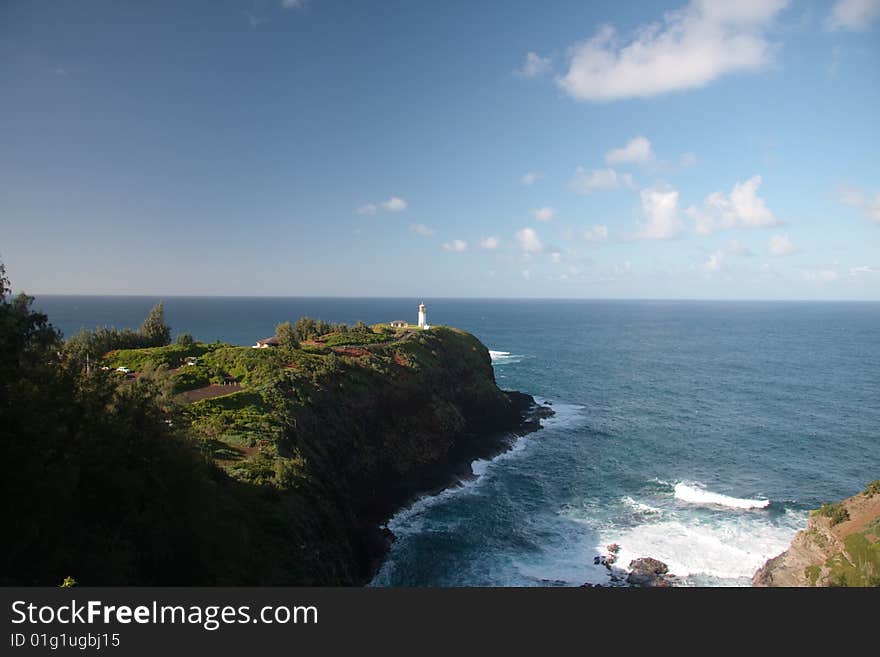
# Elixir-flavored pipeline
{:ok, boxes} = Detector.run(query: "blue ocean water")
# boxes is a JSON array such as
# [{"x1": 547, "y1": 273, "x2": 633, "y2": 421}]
[{"x1": 34, "y1": 296, "x2": 880, "y2": 586}]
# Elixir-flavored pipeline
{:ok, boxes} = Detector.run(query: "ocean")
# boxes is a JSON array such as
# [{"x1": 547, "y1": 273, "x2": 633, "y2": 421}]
[{"x1": 33, "y1": 296, "x2": 880, "y2": 586}]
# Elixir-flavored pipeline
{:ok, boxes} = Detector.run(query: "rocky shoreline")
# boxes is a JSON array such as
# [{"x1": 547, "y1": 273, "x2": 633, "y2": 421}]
[
  {"x1": 586, "y1": 545, "x2": 678, "y2": 587},
  {"x1": 752, "y1": 481, "x2": 880, "y2": 587}
]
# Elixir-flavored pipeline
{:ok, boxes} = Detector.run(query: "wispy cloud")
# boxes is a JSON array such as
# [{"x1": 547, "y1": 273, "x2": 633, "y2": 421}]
[
  {"x1": 837, "y1": 184, "x2": 880, "y2": 223},
  {"x1": 768, "y1": 233, "x2": 797, "y2": 256},
  {"x1": 701, "y1": 249, "x2": 725, "y2": 272},
  {"x1": 480, "y1": 236, "x2": 500, "y2": 249},
  {"x1": 605, "y1": 136, "x2": 654, "y2": 166},
  {"x1": 281, "y1": 0, "x2": 308, "y2": 9},
  {"x1": 381, "y1": 196, "x2": 407, "y2": 212},
  {"x1": 520, "y1": 171, "x2": 544, "y2": 186},
  {"x1": 555, "y1": 0, "x2": 789, "y2": 101},
  {"x1": 357, "y1": 196, "x2": 407, "y2": 215},
  {"x1": 583, "y1": 225, "x2": 609, "y2": 242},
  {"x1": 802, "y1": 267, "x2": 840, "y2": 282},
  {"x1": 726, "y1": 239, "x2": 753, "y2": 257},
  {"x1": 688, "y1": 175, "x2": 778, "y2": 234},
  {"x1": 515, "y1": 52, "x2": 552, "y2": 78},
  {"x1": 245, "y1": 11, "x2": 267, "y2": 28},
  {"x1": 825, "y1": 0, "x2": 880, "y2": 31},
  {"x1": 569, "y1": 167, "x2": 635, "y2": 194},
  {"x1": 410, "y1": 223, "x2": 435, "y2": 237},
  {"x1": 442, "y1": 239, "x2": 468, "y2": 252},
  {"x1": 533, "y1": 207, "x2": 556, "y2": 222}
]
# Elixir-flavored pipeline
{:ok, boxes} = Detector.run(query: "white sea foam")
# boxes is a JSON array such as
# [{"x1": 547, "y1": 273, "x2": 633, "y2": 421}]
[
  {"x1": 489, "y1": 349, "x2": 523, "y2": 364},
  {"x1": 674, "y1": 482, "x2": 770, "y2": 510},
  {"x1": 599, "y1": 511, "x2": 805, "y2": 581},
  {"x1": 621, "y1": 496, "x2": 661, "y2": 515}
]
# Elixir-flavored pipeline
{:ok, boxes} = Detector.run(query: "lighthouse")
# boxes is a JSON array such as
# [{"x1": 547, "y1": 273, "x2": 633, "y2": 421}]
[{"x1": 418, "y1": 302, "x2": 427, "y2": 329}]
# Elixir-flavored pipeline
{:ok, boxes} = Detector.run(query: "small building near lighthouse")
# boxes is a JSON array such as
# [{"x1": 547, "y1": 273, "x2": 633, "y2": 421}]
[{"x1": 418, "y1": 302, "x2": 428, "y2": 329}]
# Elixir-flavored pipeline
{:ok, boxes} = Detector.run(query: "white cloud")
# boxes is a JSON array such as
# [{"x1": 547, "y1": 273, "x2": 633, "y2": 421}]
[
  {"x1": 358, "y1": 196, "x2": 408, "y2": 215},
  {"x1": 281, "y1": 0, "x2": 308, "y2": 9},
  {"x1": 516, "y1": 52, "x2": 553, "y2": 78},
  {"x1": 702, "y1": 249, "x2": 725, "y2": 272},
  {"x1": 850, "y1": 265, "x2": 880, "y2": 276},
  {"x1": 802, "y1": 268, "x2": 839, "y2": 282},
  {"x1": 688, "y1": 175, "x2": 778, "y2": 234},
  {"x1": 480, "y1": 236, "x2": 500, "y2": 249},
  {"x1": 521, "y1": 269, "x2": 532, "y2": 280},
  {"x1": 549, "y1": 250, "x2": 563, "y2": 263},
  {"x1": 556, "y1": 0, "x2": 788, "y2": 102},
  {"x1": 768, "y1": 233, "x2": 796, "y2": 256},
  {"x1": 442, "y1": 239, "x2": 468, "y2": 253},
  {"x1": 605, "y1": 136, "x2": 654, "y2": 166},
  {"x1": 520, "y1": 171, "x2": 544, "y2": 186},
  {"x1": 632, "y1": 186, "x2": 682, "y2": 240},
  {"x1": 826, "y1": 0, "x2": 880, "y2": 31},
  {"x1": 838, "y1": 185, "x2": 880, "y2": 224},
  {"x1": 533, "y1": 207, "x2": 556, "y2": 222},
  {"x1": 583, "y1": 225, "x2": 609, "y2": 242},
  {"x1": 381, "y1": 196, "x2": 407, "y2": 212},
  {"x1": 569, "y1": 167, "x2": 635, "y2": 194},
  {"x1": 515, "y1": 227, "x2": 543, "y2": 253},
  {"x1": 410, "y1": 223, "x2": 435, "y2": 237},
  {"x1": 680, "y1": 152, "x2": 698, "y2": 167}
]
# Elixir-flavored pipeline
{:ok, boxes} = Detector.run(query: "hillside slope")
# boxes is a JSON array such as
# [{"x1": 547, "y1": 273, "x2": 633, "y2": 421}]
[{"x1": 753, "y1": 482, "x2": 880, "y2": 587}]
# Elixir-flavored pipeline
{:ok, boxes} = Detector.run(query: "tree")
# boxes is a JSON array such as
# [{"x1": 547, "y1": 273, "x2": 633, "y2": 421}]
[
  {"x1": 275, "y1": 321, "x2": 300, "y2": 350},
  {"x1": 175, "y1": 332, "x2": 194, "y2": 347},
  {"x1": 293, "y1": 317, "x2": 317, "y2": 342},
  {"x1": 140, "y1": 301, "x2": 171, "y2": 347}
]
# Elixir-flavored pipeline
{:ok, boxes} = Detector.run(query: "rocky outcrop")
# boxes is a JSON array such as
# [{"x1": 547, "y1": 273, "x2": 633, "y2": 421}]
[
  {"x1": 626, "y1": 558, "x2": 672, "y2": 587},
  {"x1": 753, "y1": 484, "x2": 880, "y2": 587}
]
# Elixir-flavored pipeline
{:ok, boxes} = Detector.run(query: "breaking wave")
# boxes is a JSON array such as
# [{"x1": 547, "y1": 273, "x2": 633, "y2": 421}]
[{"x1": 674, "y1": 482, "x2": 770, "y2": 510}]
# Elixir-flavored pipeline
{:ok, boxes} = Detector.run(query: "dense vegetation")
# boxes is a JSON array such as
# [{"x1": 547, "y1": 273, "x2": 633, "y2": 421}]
[
  {"x1": 65, "y1": 301, "x2": 173, "y2": 367},
  {"x1": 0, "y1": 262, "x2": 532, "y2": 585}
]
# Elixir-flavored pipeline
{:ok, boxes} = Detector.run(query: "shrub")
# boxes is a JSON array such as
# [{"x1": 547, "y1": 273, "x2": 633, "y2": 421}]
[
  {"x1": 815, "y1": 502, "x2": 850, "y2": 526},
  {"x1": 176, "y1": 333, "x2": 195, "y2": 347},
  {"x1": 865, "y1": 480, "x2": 880, "y2": 498}
]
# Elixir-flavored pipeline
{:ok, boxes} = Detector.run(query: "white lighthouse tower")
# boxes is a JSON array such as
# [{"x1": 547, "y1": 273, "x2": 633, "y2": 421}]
[{"x1": 417, "y1": 302, "x2": 427, "y2": 329}]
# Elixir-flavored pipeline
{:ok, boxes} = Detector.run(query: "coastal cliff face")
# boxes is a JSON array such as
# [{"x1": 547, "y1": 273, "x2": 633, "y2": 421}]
[
  {"x1": 274, "y1": 327, "x2": 541, "y2": 583},
  {"x1": 753, "y1": 483, "x2": 880, "y2": 587}
]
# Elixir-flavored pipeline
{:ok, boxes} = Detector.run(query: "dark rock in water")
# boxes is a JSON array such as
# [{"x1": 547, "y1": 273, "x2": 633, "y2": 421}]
[
  {"x1": 607, "y1": 543, "x2": 621, "y2": 555},
  {"x1": 594, "y1": 553, "x2": 618, "y2": 568},
  {"x1": 533, "y1": 404, "x2": 555, "y2": 419},
  {"x1": 627, "y1": 557, "x2": 670, "y2": 587}
]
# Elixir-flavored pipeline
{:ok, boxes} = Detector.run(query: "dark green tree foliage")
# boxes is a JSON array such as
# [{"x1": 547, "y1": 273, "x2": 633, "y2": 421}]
[
  {"x1": 140, "y1": 301, "x2": 171, "y2": 347},
  {"x1": 64, "y1": 302, "x2": 172, "y2": 366},
  {"x1": 0, "y1": 263, "x2": 305, "y2": 584},
  {"x1": 275, "y1": 321, "x2": 300, "y2": 350},
  {"x1": 175, "y1": 332, "x2": 194, "y2": 347}
]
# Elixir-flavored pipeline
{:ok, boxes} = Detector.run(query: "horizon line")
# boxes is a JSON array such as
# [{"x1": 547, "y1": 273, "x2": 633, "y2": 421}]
[{"x1": 19, "y1": 292, "x2": 880, "y2": 303}]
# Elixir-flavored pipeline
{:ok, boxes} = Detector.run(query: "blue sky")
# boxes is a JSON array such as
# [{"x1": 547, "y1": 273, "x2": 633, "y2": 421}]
[{"x1": 1, "y1": 0, "x2": 879, "y2": 299}]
